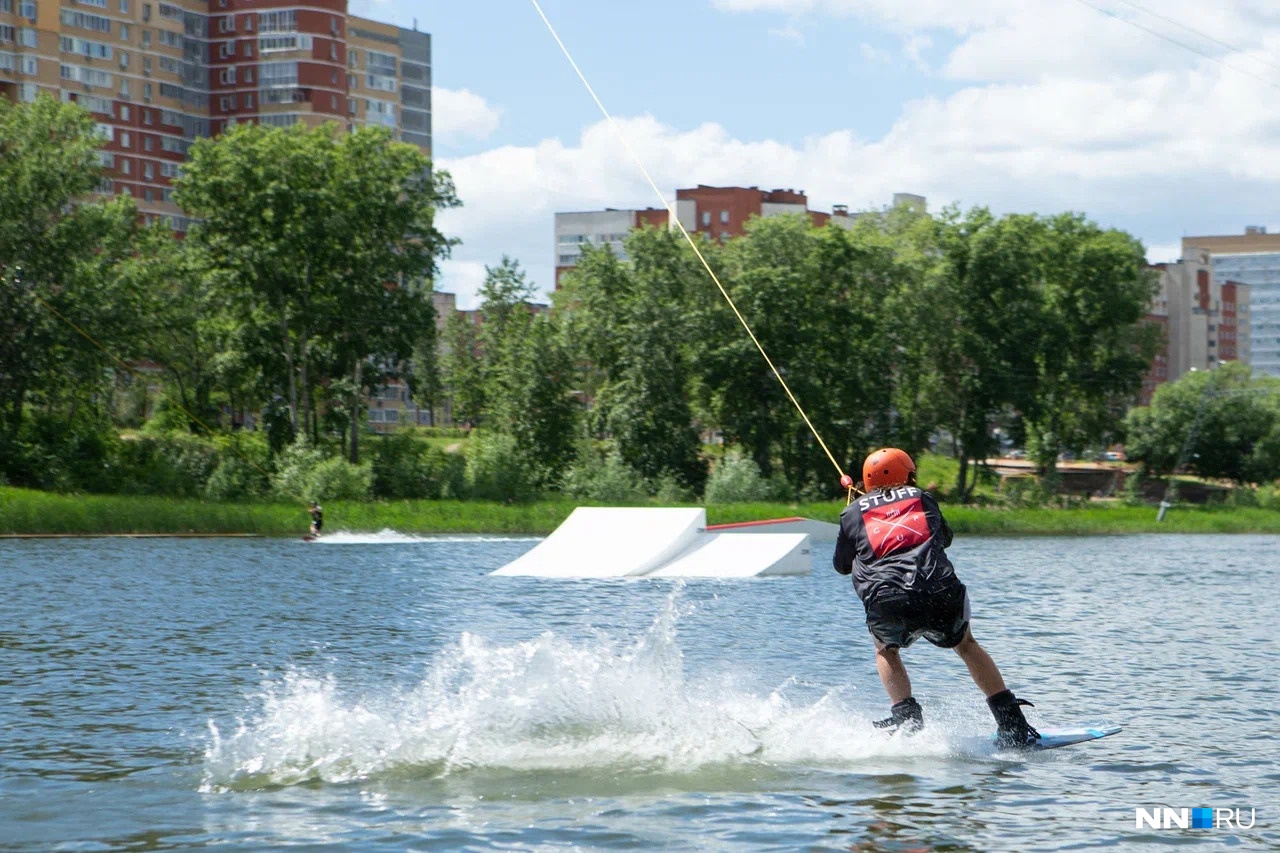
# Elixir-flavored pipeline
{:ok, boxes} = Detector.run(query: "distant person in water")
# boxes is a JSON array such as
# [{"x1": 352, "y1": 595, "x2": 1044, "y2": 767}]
[
  {"x1": 309, "y1": 502, "x2": 323, "y2": 537},
  {"x1": 833, "y1": 448, "x2": 1040, "y2": 748}
]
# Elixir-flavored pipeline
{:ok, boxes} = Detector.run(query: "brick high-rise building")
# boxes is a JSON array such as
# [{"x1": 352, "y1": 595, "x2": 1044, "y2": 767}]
[
  {"x1": 1182, "y1": 228, "x2": 1277, "y2": 376},
  {"x1": 0, "y1": 0, "x2": 430, "y2": 232},
  {"x1": 554, "y1": 187, "x2": 925, "y2": 286},
  {"x1": 1143, "y1": 250, "x2": 1251, "y2": 403}
]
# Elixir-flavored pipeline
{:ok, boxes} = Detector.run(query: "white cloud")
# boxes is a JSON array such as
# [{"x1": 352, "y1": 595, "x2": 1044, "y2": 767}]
[
  {"x1": 1145, "y1": 242, "x2": 1183, "y2": 265},
  {"x1": 430, "y1": 1, "x2": 1280, "y2": 308},
  {"x1": 435, "y1": 62, "x2": 1280, "y2": 307},
  {"x1": 432, "y1": 88, "x2": 502, "y2": 143}
]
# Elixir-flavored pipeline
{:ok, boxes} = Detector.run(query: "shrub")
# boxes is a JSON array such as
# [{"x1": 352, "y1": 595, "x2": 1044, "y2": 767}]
[
  {"x1": 371, "y1": 431, "x2": 468, "y2": 499},
  {"x1": 704, "y1": 449, "x2": 780, "y2": 504},
  {"x1": 308, "y1": 455, "x2": 373, "y2": 501},
  {"x1": 270, "y1": 437, "x2": 326, "y2": 501},
  {"x1": 464, "y1": 431, "x2": 537, "y2": 502},
  {"x1": 204, "y1": 436, "x2": 270, "y2": 501},
  {"x1": 116, "y1": 432, "x2": 220, "y2": 497},
  {"x1": 561, "y1": 448, "x2": 650, "y2": 503}
]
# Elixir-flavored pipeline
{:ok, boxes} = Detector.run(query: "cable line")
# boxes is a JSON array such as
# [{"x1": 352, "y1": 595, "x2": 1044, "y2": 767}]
[
  {"x1": 1070, "y1": 0, "x2": 1280, "y2": 91},
  {"x1": 527, "y1": 0, "x2": 851, "y2": 487},
  {"x1": 7, "y1": 267, "x2": 276, "y2": 483}
]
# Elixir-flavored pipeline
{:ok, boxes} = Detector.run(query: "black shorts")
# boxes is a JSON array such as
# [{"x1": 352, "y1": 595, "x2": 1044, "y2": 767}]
[{"x1": 864, "y1": 583, "x2": 970, "y2": 651}]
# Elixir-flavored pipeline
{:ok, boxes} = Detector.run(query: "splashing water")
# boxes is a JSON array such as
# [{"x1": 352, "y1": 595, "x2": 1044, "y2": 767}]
[
  {"x1": 202, "y1": 590, "x2": 963, "y2": 791},
  {"x1": 310, "y1": 529, "x2": 534, "y2": 544}
]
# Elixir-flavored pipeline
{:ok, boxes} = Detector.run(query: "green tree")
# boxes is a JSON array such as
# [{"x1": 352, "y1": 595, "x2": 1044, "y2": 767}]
[
  {"x1": 174, "y1": 122, "x2": 458, "y2": 457},
  {"x1": 0, "y1": 95, "x2": 145, "y2": 470},
  {"x1": 1125, "y1": 363, "x2": 1280, "y2": 484},
  {"x1": 560, "y1": 230, "x2": 708, "y2": 491},
  {"x1": 472, "y1": 257, "x2": 579, "y2": 488},
  {"x1": 1021, "y1": 213, "x2": 1161, "y2": 478},
  {"x1": 441, "y1": 311, "x2": 483, "y2": 426}
]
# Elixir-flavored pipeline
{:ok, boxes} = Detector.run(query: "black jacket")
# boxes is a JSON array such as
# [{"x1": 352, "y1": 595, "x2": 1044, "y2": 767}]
[{"x1": 832, "y1": 485, "x2": 959, "y2": 602}]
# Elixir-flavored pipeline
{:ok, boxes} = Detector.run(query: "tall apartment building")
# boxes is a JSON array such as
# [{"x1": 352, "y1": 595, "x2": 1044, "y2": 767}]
[
  {"x1": 554, "y1": 187, "x2": 926, "y2": 286},
  {"x1": 0, "y1": 0, "x2": 430, "y2": 232},
  {"x1": 1144, "y1": 251, "x2": 1251, "y2": 402},
  {"x1": 1182, "y1": 228, "x2": 1277, "y2": 376}
]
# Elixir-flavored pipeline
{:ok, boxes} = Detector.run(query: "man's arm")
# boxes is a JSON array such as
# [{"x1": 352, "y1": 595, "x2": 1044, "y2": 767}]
[{"x1": 832, "y1": 516, "x2": 856, "y2": 575}]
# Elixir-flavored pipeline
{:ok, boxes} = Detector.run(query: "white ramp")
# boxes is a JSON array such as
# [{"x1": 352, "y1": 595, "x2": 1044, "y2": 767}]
[
  {"x1": 705, "y1": 516, "x2": 839, "y2": 543},
  {"x1": 647, "y1": 532, "x2": 812, "y2": 578},
  {"x1": 491, "y1": 507, "x2": 705, "y2": 578}
]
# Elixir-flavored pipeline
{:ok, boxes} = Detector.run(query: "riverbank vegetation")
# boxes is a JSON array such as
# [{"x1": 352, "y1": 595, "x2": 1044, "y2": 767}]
[
  {"x1": 3, "y1": 485, "x2": 1278, "y2": 537},
  {"x1": 3, "y1": 95, "x2": 1279, "y2": 522}
]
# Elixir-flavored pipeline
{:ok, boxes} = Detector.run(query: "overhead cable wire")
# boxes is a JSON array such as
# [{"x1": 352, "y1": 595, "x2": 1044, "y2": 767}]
[
  {"x1": 526, "y1": 0, "x2": 850, "y2": 483},
  {"x1": 1070, "y1": 0, "x2": 1280, "y2": 91}
]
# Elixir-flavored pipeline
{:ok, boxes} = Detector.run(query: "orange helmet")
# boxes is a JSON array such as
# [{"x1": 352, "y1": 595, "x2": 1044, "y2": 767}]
[{"x1": 862, "y1": 448, "x2": 915, "y2": 489}]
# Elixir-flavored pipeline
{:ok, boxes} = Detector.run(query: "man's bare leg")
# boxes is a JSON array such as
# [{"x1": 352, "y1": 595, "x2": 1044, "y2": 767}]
[
  {"x1": 953, "y1": 628, "x2": 1008, "y2": 697},
  {"x1": 875, "y1": 646, "x2": 913, "y2": 704}
]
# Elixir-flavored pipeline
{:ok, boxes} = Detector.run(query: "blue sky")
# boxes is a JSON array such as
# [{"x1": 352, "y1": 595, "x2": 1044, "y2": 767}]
[{"x1": 349, "y1": 0, "x2": 1280, "y2": 307}]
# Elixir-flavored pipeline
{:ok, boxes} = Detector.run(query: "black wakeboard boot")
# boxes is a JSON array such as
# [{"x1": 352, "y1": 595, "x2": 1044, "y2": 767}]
[
  {"x1": 873, "y1": 697, "x2": 924, "y2": 734},
  {"x1": 988, "y1": 689, "x2": 1041, "y2": 749}
]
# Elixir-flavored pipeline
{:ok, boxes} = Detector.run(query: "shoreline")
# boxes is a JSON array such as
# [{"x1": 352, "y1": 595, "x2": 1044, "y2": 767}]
[{"x1": 2, "y1": 487, "x2": 1278, "y2": 537}]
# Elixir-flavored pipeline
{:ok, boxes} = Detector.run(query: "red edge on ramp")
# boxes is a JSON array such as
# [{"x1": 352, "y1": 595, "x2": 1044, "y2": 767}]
[{"x1": 705, "y1": 517, "x2": 806, "y2": 531}]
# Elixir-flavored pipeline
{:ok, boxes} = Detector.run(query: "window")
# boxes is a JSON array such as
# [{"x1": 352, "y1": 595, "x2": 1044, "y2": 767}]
[
  {"x1": 120, "y1": 158, "x2": 131, "y2": 174},
  {"x1": 120, "y1": 104, "x2": 130, "y2": 120},
  {"x1": 142, "y1": 2, "x2": 149, "y2": 21},
  {"x1": 258, "y1": 10, "x2": 296, "y2": 33},
  {"x1": 120, "y1": 0, "x2": 128, "y2": 12},
  {"x1": 245, "y1": 93, "x2": 253, "y2": 108},
  {"x1": 244, "y1": 68, "x2": 252, "y2": 82},
  {"x1": 143, "y1": 162, "x2": 153, "y2": 179},
  {"x1": 144, "y1": 188, "x2": 153, "y2": 202},
  {"x1": 219, "y1": 66, "x2": 235, "y2": 84},
  {"x1": 143, "y1": 82, "x2": 152, "y2": 101},
  {"x1": 219, "y1": 41, "x2": 232, "y2": 58},
  {"x1": 19, "y1": 0, "x2": 34, "y2": 21},
  {"x1": 367, "y1": 50, "x2": 395, "y2": 75},
  {"x1": 701, "y1": 211, "x2": 711, "y2": 227},
  {"x1": 161, "y1": 162, "x2": 179, "y2": 178},
  {"x1": 19, "y1": 27, "x2": 37, "y2": 47},
  {"x1": 120, "y1": 131, "x2": 130, "y2": 147},
  {"x1": 720, "y1": 210, "x2": 729, "y2": 224},
  {"x1": 219, "y1": 96, "x2": 229, "y2": 110},
  {"x1": 119, "y1": 51, "x2": 128, "y2": 68},
  {"x1": 258, "y1": 33, "x2": 309, "y2": 52},
  {"x1": 141, "y1": 30, "x2": 151, "y2": 47},
  {"x1": 143, "y1": 136, "x2": 153, "y2": 151},
  {"x1": 259, "y1": 60, "x2": 297, "y2": 86},
  {"x1": 243, "y1": 40, "x2": 251, "y2": 56},
  {"x1": 143, "y1": 109, "x2": 152, "y2": 125},
  {"x1": 119, "y1": 24, "x2": 129, "y2": 41},
  {"x1": 59, "y1": 10, "x2": 111, "y2": 32}
]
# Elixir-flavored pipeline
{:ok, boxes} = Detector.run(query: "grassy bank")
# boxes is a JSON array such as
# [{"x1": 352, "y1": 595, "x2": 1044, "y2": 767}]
[{"x1": 2, "y1": 486, "x2": 1278, "y2": 537}]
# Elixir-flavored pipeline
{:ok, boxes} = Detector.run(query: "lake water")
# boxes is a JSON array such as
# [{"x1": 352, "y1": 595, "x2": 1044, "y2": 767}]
[{"x1": 2, "y1": 530, "x2": 1276, "y2": 850}]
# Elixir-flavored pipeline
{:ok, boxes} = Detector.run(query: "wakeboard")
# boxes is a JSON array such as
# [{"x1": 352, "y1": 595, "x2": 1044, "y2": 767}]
[
  {"x1": 965, "y1": 723, "x2": 1121, "y2": 752},
  {"x1": 302, "y1": 534, "x2": 317, "y2": 542}
]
